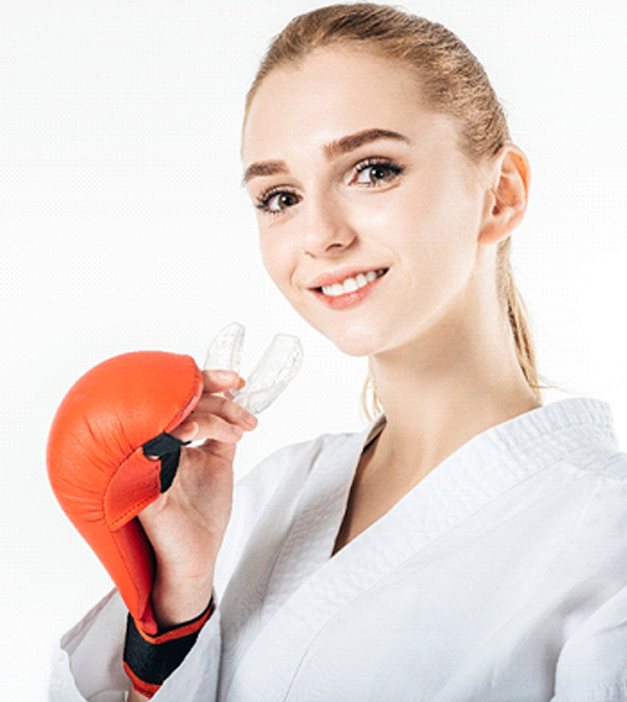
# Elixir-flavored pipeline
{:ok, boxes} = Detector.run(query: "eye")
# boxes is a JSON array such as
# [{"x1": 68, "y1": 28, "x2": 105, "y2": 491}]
[
  {"x1": 254, "y1": 188, "x2": 300, "y2": 218},
  {"x1": 253, "y1": 157, "x2": 405, "y2": 217},
  {"x1": 351, "y1": 157, "x2": 404, "y2": 186}
]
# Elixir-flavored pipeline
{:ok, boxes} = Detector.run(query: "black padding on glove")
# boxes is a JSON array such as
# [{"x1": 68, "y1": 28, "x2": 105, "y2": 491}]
[{"x1": 142, "y1": 432, "x2": 190, "y2": 492}]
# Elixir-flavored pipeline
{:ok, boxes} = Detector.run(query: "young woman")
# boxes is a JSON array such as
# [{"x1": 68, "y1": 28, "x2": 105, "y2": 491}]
[{"x1": 49, "y1": 4, "x2": 627, "y2": 701}]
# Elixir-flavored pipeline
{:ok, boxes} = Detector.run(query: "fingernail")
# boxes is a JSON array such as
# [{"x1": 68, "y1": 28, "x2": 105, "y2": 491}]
[{"x1": 236, "y1": 377, "x2": 246, "y2": 390}]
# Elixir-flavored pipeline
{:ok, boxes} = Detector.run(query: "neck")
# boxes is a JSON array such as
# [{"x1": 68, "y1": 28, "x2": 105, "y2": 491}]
[{"x1": 366, "y1": 285, "x2": 541, "y2": 490}]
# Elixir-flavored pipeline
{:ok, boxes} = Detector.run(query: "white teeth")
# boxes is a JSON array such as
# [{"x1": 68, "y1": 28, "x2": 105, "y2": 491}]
[{"x1": 321, "y1": 269, "x2": 386, "y2": 297}]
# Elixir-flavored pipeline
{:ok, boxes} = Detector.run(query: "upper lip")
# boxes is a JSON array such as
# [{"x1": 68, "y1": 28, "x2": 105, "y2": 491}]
[{"x1": 307, "y1": 265, "x2": 389, "y2": 289}]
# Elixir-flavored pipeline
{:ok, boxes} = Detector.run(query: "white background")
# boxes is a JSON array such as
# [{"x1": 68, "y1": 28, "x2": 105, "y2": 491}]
[{"x1": 1, "y1": 1, "x2": 626, "y2": 698}]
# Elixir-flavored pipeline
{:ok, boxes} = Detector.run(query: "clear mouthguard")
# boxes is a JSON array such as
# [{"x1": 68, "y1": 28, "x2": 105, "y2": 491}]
[{"x1": 203, "y1": 321, "x2": 303, "y2": 415}]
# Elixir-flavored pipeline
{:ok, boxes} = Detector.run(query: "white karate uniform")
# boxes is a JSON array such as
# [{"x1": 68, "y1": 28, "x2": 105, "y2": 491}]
[{"x1": 49, "y1": 397, "x2": 627, "y2": 702}]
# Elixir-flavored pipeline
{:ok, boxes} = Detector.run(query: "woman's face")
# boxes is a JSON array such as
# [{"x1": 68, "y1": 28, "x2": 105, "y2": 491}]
[{"x1": 241, "y1": 47, "x2": 491, "y2": 358}]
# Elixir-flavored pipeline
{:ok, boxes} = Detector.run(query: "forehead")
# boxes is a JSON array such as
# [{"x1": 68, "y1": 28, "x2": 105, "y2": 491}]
[{"x1": 241, "y1": 47, "x2": 456, "y2": 164}]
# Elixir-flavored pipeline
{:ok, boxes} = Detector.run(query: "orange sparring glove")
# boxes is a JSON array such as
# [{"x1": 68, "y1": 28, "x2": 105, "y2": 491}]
[{"x1": 46, "y1": 350, "x2": 204, "y2": 637}]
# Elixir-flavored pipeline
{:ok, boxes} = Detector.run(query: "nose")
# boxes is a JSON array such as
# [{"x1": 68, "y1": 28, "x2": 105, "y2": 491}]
[{"x1": 301, "y1": 188, "x2": 357, "y2": 258}]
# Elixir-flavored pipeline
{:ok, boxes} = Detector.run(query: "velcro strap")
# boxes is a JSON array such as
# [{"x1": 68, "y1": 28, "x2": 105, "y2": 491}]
[
  {"x1": 142, "y1": 432, "x2": 190, "y2": 492},
  {"x1": 123, "y1": 596, "x2": 215, "y2": 697}
]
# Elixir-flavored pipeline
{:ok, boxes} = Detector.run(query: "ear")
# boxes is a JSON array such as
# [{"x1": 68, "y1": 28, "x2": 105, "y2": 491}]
[{"x1": 478, "y1": 143, "x2": 531, "y2": 246}]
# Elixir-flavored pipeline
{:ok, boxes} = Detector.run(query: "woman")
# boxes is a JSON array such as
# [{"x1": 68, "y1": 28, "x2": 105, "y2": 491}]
[{"x1": 49, "y1": 4, "x2": 627, "y2": 701}]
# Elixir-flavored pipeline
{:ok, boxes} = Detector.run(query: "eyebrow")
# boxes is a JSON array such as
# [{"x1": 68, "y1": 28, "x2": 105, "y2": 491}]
[{"x1": 241, "y1": 128, "x2": 411, "y2": 186}]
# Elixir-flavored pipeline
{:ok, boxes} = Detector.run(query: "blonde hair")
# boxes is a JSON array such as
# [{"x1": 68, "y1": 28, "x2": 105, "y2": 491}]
[{"x1": 242, "y1": 2, "x2": 559, "y2": 421}]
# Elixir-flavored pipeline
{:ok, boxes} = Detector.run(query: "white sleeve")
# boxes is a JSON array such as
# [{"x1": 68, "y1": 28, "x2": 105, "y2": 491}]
[
  {"x1": 48, "y1": 439, "x2": 302, "y2": 702},
  {"x1": 48, "y1": 584, "x2": 222, "y2": 702},
  {"x1": 550, "y1": 580, "x2": 627, "y2": 701}
]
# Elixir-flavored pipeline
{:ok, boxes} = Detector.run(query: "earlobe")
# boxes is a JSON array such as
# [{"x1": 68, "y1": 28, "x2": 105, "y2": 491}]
[
  {"x1": 479, "y1": 145, "x2": 529, "y2": 246},
  {"x1": 479, "y1": 198, "x2": 525, "y2": 246},
  {"x1": 477, "y1": 186, "x2": 505, "y2": 245},
  {"x1": 478, "y1": 216, "x2": 505, "y2": 246}
]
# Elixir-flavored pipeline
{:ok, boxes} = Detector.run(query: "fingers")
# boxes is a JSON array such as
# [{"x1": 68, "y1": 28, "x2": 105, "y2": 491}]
[
  {"x1": 168, "y1": 369, "x2": 256, "y2": 445},
  {"x1": 145, "y1": 369, "x2": 252, "y2": 457},
  {"x1": 190, "y1": 397, "x2": 257, "y2": 433},
  {"x1": 171, "y1": 413, "x2": 246, "y2": 444},
  {"x1": 192, "y1": 373, "x2": 257, "y2": 427},
  {"x1": 201, "y1": 369, "x2": 245, "y2": 394},
  {"x1": 192, "y1": 392, "x2": 255, "y2": 422},
  {"x1": 171, "y1": 387, "x2": 257, "y2": 448},
  {"x1": 169, "y1": 420, "x2": 199, "y2": 444}
]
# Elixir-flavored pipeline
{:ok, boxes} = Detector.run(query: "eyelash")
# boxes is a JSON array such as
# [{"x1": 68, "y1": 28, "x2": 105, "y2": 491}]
[{"x1": 254, "y1": 157, "x2": 405, "y2": 217}]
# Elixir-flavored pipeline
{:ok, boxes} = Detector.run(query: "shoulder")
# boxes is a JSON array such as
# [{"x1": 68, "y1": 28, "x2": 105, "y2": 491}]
[
  {"x1": 562, "y1": 451, "x2": 627, "y2": 544},
  {"x1": 573, "y1": 450, "x2": 627, "y2": 517},
  {"x1": 592, "y1": 451, "x2": 627, "y2": 482},
  {"x1": 516, "y1": 450, "x2": 627, "y2": 692}
]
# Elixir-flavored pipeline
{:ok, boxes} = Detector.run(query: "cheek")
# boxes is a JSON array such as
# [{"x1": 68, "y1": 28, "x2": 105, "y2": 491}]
[
  {"x1": 259, "y1": 238, "x2": 294, "y2": 292},
  {"x1": 393, "y1": 178, "x2": 478, "y2": 301}
]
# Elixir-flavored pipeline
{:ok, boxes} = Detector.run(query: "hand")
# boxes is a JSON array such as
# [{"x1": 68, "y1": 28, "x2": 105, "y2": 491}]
[{"x1": 138, "y1": 370, "x2": 258, "y2": 586}]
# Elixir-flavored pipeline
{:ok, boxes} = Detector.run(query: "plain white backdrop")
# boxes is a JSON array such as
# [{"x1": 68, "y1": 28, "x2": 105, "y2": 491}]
[{"x1": 1, "y1": 1, "x2": 626, "y2": 698}]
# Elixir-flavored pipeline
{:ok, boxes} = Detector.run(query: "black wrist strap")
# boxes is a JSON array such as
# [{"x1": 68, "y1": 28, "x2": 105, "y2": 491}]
[{"x1": 123, "y1": 595, "x2": 215, "y2": 697}]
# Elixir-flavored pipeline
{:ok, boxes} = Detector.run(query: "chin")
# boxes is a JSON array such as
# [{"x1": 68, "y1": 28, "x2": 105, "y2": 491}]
[
  {"x1": 328, "y1": 332, "x2": 384, "y2": 358},
  {"x1": 294, "y1": 304, "x2": 387, "y2": 356}
]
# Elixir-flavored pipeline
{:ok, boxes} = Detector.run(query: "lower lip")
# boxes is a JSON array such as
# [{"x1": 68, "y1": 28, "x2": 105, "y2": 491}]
[{"x1": 309, "y1": 270, "x2": 389, "y2": 310}]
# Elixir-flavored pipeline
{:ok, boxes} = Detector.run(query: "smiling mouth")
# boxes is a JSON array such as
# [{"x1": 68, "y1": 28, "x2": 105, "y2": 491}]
[
  {"x1": 308, "y1": 266, "x2": 389, "y2": 311},
  {"x1": 312, "y1": 267, "x2": 389, "y2": 293}
]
